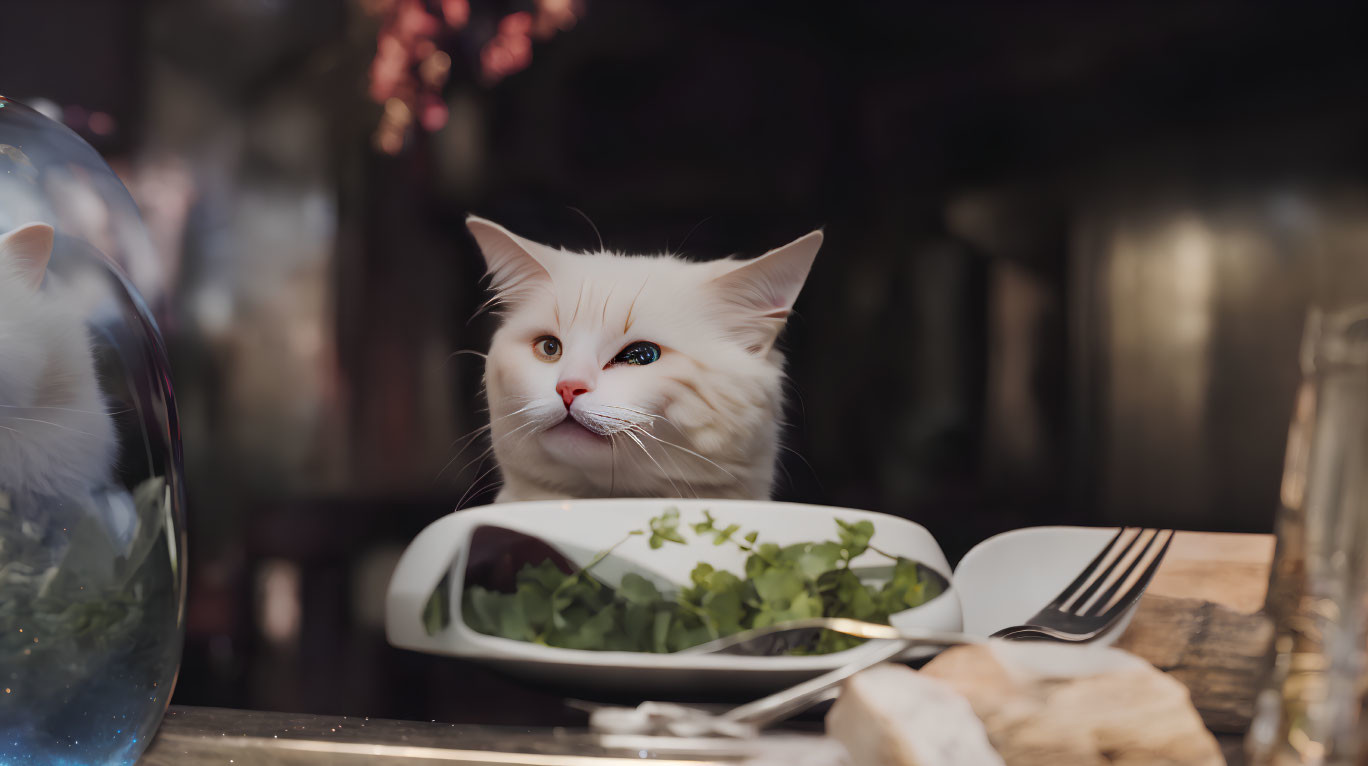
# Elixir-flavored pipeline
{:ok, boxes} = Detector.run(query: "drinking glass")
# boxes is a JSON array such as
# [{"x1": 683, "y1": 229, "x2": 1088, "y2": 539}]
[{"x1": 1249, "y1": 304, "x2": 1368, "y2": 765}]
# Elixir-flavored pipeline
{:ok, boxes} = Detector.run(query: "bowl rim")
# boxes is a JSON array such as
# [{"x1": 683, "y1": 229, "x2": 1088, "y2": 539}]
[{"x1": 387, "y1": 497, "x2": 963, "y2": 672}]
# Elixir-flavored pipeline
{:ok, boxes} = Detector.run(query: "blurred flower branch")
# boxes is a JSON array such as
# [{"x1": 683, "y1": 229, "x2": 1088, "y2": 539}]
[{"x1": 362, "y1": 0, "x2": 580, "y2": 155}]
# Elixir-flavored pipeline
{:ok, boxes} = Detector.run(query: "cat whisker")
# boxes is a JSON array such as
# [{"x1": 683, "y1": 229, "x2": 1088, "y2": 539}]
[
  {"x1": 567, "y1": 206, "x2": 605, "y2": 252},
  {"x1": 458, "y1": 460, "x2": 503, "y2": 509},
  {"x1": 484, "y1": 418, "x2": 538, "y2": 451},
  {"x1": 618, "y1": 424, "x2": 689, "y2": 497},
  {"x1": 446, "y1": 349, "x2": 488, "y2": 364},
  {"x1": 608, "y1": 432, "x2": 618, "y2": 497},
  {"x1": 620, "y1": 429, "x2": 689, "y2": 498},
  {"x1": 777, "y1": 443, "x2": 823, "y2": 492},
  {"x1": 587, "y1": 413, "x2": 699, "y2": 496},
  {"x1": 467, "y1": 294, "x2": 504, "y2": 325},
  {"x1": 623, "y1": 413, "x2": 748, "y2": 488},
  {"x1": 493, "y1": 403, "x2": 542, "y2": 425},
  {"x1": 443, "y1": 413, "x2": 546, "y2": 483},
  {"x1": 439, "y1": 404, "x2": 545, "y2": 480},
  {"x1": 439, "y1": 404, "x2": 540, "y2": 471},
  {"x1": 780, "y1": 376, "x2": 808, "y2": 421},
  {"x1": 0, "y1": 403, "x2": 127, "y2": 416},
  {"x1": 1, "y1": 416, "x2": 100, "y2": 438},
  {"x1": 587, "y1": 412, "x2": 652, "y2": 437},
  {"x1": 640, "y1": 428, "x2": 693, "y2": 496},
  {"x1": 672, "y1": 216, "x2": 711, "y2": 256},
  {"x1": 629, "y1": 426, "x2": 740, "y2": 487},
  {"x1": 596, "y1": 404, "x2": 659, "y2": 425},
  {"x1": 599, "y1": 404, "x2": 654, "y2": 414},
  {"x1": 445, "y1": 422, "x2": 492, "y2": 453},
  {"x1": 773, "y1": 454, "x2": 795, "y2": 492},
  {"x1": 438, "y1": 437, "x2": 493, "y2": 482},
  {"x1": 458, "y1": 422, "x2": 548, "y2": 506}
]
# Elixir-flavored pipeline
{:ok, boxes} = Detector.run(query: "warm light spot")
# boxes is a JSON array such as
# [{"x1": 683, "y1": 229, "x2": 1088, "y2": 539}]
[
  {"x1": 88, "y1": 111, "x2": 116, "y2": 136},
  {"x1": 383, "y1": 97, "x2": 411, "y2": 124},
  {"x1": 441, "y1": 0, "x2": 469, "y2": 27},
  {"x1": 419, "y1": 51, "x2": 451, "y2": 88},
  {"x1": 374, "y1": 126, "x2": 405, "y2": 155},
  {"x1": 420, "y1": 99, "x2": 448, "y2": 132},
  {"x1": 258, "y1": 560, "x2": 303, "y2": 647}
]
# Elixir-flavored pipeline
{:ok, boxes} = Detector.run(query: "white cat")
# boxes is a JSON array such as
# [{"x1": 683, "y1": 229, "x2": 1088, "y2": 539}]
[
  {"x1": 0, "y1": 223, "x2": 117, "y2": 501},
  {"x1": 467, "y1": 216, "x2": 821, "y2": 502}
]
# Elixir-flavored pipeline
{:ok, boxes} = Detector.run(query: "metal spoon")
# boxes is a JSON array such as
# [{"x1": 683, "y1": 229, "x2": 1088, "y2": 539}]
[{"x1": 678, "y1": 617, "x2": 984, "y2": 656}]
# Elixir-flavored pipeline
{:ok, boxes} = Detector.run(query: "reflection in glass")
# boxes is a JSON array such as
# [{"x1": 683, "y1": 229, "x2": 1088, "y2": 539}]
[{"x1": 0, "y1": 97, "x2": 186, "y2": 766}]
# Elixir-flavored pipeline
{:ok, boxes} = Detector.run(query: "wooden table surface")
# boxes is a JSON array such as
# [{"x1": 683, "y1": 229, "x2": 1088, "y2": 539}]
[
  {"x1": 140, "y1": 530, "x2": 1276, "y2": 765},
  {"x1": 138, "y1": 704, "x2": 1252, "y2": 765}
]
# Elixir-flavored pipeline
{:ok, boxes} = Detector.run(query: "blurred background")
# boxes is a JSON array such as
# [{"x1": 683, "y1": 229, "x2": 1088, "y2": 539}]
[{"x1": 3, "y1": 0, "x2": 1368, "y2": 725}]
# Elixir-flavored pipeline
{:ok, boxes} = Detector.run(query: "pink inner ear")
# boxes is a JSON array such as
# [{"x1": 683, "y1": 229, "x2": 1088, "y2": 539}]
[{"x1": 0, "y1": 223, "x2": 55, "y2": 291}]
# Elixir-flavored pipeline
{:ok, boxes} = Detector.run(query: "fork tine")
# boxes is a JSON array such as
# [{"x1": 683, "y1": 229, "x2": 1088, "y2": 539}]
[
  {"x1": 1098, "y1": 529, "x2": 1175, "y2": 621},
  {"x1": 1042, "y1": 527, "x2": 1129, "y2": 610},
  {"x1": 1081, "y1": 528, "x2": 1161, "y2": 616},
  {"x1": 1050, "y1": 525, "x2": 1138, "y2": 610}
]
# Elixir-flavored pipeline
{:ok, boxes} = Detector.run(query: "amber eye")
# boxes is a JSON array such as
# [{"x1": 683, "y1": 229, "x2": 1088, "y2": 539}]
[
  {"x1": 532, "y1": 336, "x2": 562, "y2": 362},
  {"x1": 613, "y1": 341, "x2": 661, "y2": 366}
]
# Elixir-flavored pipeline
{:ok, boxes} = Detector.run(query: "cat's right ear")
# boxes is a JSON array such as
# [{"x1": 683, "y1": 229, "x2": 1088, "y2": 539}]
[
  {"x1": 466, "y1": 216, "x2": 554, "y2": 300},
  {"x1": 0, "y1": 222, "x2": 54, "y2": 291}
]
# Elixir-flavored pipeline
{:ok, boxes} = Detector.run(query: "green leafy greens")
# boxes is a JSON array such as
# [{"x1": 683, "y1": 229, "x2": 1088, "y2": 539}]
[{"x1": 449, "y1": 509, "x2": 943, "y2": 655}]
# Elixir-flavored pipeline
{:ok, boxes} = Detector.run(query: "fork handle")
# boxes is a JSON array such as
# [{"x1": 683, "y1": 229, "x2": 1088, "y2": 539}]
[
  {"x1": 988, "y1": 625, "x2": 1099, "y2": 641},
  {"x1": 995, "y1": 629, "x2": 1056, "y2": 640}
]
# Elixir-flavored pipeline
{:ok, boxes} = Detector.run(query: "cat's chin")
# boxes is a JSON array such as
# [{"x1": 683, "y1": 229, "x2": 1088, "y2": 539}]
[{"x1": 540, "y1": 418, "x2": 612, "y2": 456}]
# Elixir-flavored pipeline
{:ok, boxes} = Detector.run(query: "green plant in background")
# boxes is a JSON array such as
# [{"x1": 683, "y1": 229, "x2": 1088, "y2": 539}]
[{"x1": 445, "y1": 508, "x2": 943, "y2": 655}]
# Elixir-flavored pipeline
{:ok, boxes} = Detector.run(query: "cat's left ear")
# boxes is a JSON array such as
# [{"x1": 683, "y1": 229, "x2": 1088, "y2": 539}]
[
  {"x1": 0, "y1": 222, "x2": 55, "y2": 291},
  {"x1": 711, "y1": 229, "x2": 822, "y2": 354}
]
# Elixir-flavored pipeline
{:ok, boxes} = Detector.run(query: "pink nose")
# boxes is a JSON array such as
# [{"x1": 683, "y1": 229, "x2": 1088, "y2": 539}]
[{"x1": 557, "y1": 380, "x2": 591, "y2": 407}]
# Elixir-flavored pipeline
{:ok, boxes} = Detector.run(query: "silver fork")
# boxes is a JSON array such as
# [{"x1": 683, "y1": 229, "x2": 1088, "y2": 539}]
[
  {"x1": 591, "y1": 528, "x2": 1176, "y2": 736},
  {"x1": 685, "y1": 528, "x2": 1174, "y2": 655},
  {"x1": 989, "y1": 527, "x2": 1175, "y2": 640}
]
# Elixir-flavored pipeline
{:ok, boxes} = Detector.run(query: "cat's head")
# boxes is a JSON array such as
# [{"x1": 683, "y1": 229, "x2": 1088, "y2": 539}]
[
  {"x1": 467, "y1": 216, "x2": 820, "y2": 500},
  {"x1": 0, "y1": 223, "x2": 55, "y2": 408}
]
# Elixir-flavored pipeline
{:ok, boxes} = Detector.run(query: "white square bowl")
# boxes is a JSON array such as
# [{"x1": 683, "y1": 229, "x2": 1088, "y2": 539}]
[{"x1": 386, "y1": 498, "x2": 962, "y2": 695}]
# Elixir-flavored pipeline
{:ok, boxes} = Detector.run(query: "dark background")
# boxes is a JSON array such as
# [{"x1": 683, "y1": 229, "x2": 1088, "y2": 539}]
[{"x1": 4, "y1": 0, "x2": 1368, "y2": 724}]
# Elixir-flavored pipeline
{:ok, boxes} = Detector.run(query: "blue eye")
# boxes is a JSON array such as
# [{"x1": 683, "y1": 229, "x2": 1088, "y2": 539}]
[{"x1": 614, "y1": 341, "x2": 661, "y2": 366}]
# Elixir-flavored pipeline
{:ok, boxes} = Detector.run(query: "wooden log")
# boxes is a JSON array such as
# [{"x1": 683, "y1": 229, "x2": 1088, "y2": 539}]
[{"x1": 1113, "y1": 531, "x2": 1276, "y2": 733}]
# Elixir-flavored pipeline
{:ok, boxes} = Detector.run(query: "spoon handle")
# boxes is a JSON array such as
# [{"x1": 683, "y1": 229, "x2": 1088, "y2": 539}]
[
  {"x1": 719, "y1": 631, "x2": 981, "y2": 728},
  {"x1": 680, "y1": 616, "x2": 972, "y2": 656}
]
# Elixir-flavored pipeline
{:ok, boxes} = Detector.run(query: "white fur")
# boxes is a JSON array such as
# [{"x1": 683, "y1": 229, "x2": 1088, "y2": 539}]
[
  {"x1": 0, "y1": 223, "x2": 117, "y2": 501},
  {"x1": 467, "y1": 216, "x2": 820, "y2": 502}
]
